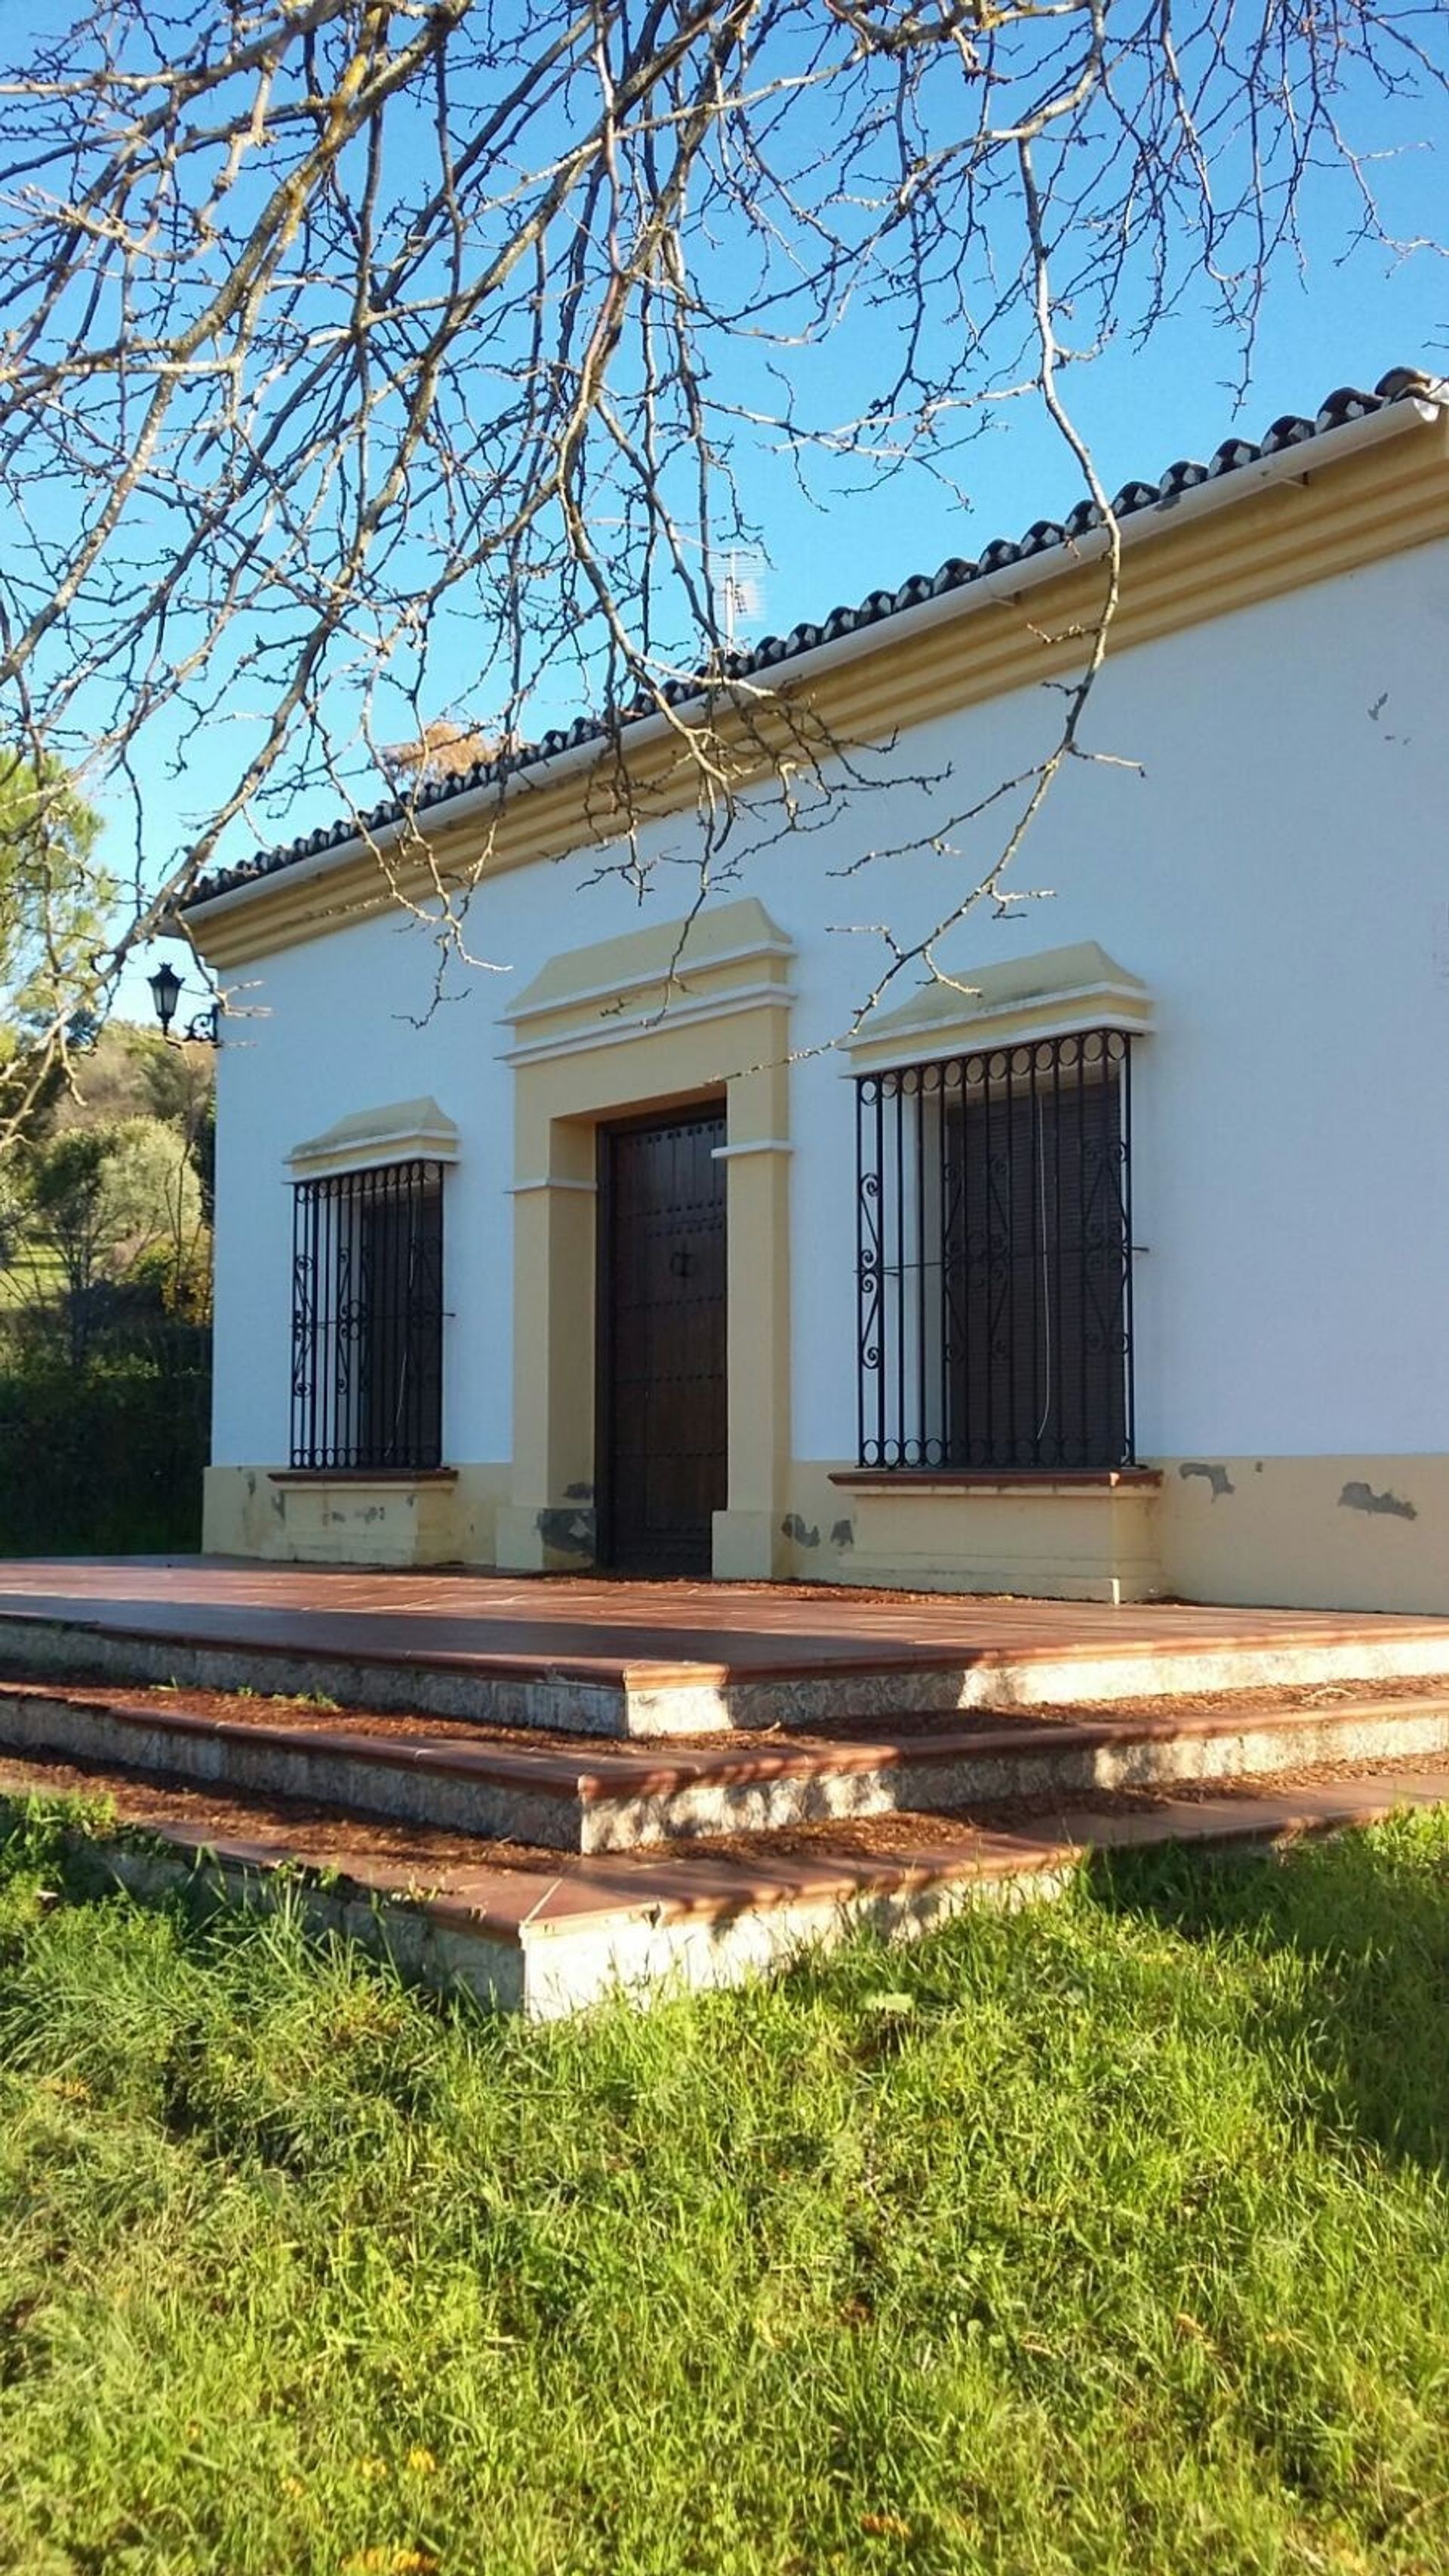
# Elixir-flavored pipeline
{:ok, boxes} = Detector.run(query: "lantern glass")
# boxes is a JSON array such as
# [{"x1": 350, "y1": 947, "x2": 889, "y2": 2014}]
[{"x1": 147, "y1": 960, "x2": 182, "y2": 1035}]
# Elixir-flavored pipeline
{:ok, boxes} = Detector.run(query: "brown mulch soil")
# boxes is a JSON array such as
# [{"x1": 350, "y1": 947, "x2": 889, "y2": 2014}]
[
  {"x1": 2, "y1": 1733, "x2": 1447, "y2": 1895},
  {"x1": 0, "y1": 1747, "x2": 574, "y2": 1885},
  {"x1": 1, "y1": 1665, "x2": 1446, "y2": 1761},
  {"x1": 0, "y1": 1673, "x2": 561, "y2": 1752},
  {"x1": 655, "y1": 1748, "x2": 1449, "y2": 1866}
]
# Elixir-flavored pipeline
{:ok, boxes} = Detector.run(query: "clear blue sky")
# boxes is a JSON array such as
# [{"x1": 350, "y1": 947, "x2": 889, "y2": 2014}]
[{"x1": 118, "y1": 69, "x2": 1447, "y2": 1027}]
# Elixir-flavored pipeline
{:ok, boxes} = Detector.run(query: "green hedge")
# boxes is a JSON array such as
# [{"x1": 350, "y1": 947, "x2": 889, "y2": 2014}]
[{"x1": 0, "y1": 1322, "x2": 211, "y2": 1555}]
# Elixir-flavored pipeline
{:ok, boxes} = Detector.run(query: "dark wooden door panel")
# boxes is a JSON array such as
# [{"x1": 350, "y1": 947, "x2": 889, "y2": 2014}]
[{"x1": 599, "y1": 1109, "x2": 727, "y2": 1574}]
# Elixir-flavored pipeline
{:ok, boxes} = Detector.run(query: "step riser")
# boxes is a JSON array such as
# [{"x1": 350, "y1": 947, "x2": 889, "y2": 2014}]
[
  {"x1": 0, "y1": 1621, "x2": 638, "y2": 1739},
  {"x1": 7, "y1": 1689, "x2": 1449, "y2": 1858},
  {"x1": 102, "y1": 1840, "x2": 529, "y2": 2014},
  {"x1": 521, "y1": 1865, "x2": 1078, "y2": 2017},
  {"x1": 60, "y1": 1787, "x2": 1446, "y2": 2020},
  {"x1": 9, "y1": 1614, "x2": 1449, "y2": 1740},
  {"x1": 0, "y1": 1695, "x2": 583, "y2": 1851},
  {"x1": 589, "y1": 1705, "x2": 1449, "y2": 1845},
  {"x1": 95, "y1": 1835, "x2": 1075, "y2": 2020},
  {"x1": 10, "y1": 1757, "x2": 1449, "y2": 2022}
]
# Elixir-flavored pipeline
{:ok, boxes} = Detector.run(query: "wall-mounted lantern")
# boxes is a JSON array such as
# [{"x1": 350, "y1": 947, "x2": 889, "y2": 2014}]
[{"x1": 147, "y1": 959, "x2": 220, "y2": 1046}]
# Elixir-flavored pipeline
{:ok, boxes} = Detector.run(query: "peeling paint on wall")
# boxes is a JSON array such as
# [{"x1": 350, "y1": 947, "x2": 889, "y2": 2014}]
[
  {"x1": 1339, "y1": 1479, "x2": 1417, "y2": 1522},
  {"x1": 781, "y1": 1513, "x2": 820, "y2": 1547},
  {"x1": 1179, "y1": 1460, "x2": 1236, "y2": 1500},
  {"x1": 536, "y1": 1507, "x2": 595, "y2": 1553},
  {"x1": 564, "y1": 1482, "x2": 594, "y2": 1501},
  {"x1": 831, "y1": 1518, "x2": 855, "y2": 1550}
]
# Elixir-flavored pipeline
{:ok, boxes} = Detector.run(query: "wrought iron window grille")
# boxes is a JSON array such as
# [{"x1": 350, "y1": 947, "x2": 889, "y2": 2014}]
[
  {"x1": 291, "y1": 1158, "x2": 445, "y2": 1472},
  {"x1": 856, "y1": 1029, "x2": 1134, "y2": 1474}
]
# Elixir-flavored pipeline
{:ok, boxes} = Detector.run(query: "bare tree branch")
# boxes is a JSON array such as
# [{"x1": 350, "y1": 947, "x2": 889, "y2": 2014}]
[{"x1": 0, "y1": 0, "x2": 1440, "y2": 1128}]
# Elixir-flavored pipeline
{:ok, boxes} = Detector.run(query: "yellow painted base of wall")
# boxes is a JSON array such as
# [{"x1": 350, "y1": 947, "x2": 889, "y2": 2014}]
[
  {"x1": 203, "y1": 1465, "x2": 507, "y2": 1568},
  {"x1": 205, "y1": 1454, "x2": 1449, "y2": 1617},
  {"x1": 1157, "y1": 1454, "x2": 1449, "y2": 1617},
  {"x1": 801, "y1": 1456, "x2": 1449, "y2": 1614},
  {"x1": 826, "y1": 1476, "x2": 1164, "y2": 1604}
]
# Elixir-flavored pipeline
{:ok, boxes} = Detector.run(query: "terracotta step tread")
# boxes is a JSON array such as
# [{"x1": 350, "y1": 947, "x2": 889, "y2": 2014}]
[
  {"x1": 5, "y1": 1579, "x2": 1449, "y2": 1685},
  {"x1": 3, "y1": 1673, "x2": 1448, "y2": 1801},
  {"x1": 7, "y1": 1667, "x2": 1444, "y2": 1744},
  {"x1": 4, "y1": 1739, "x2": 1449, "y2": 1939}
]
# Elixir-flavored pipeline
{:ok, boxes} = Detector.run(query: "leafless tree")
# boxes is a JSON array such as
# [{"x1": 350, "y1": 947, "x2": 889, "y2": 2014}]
[{"x1": 0, "y1": 0, "x2": 1444, "y2": 1132}]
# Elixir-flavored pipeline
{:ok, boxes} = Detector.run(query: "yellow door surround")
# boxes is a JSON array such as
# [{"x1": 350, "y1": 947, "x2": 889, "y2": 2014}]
[{"x1": 493, "y1": 897, "x2": 794, "y2": 1581}]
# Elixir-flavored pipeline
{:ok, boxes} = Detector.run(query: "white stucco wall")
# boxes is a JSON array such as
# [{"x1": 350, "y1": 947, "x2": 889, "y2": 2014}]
[{"x1": 209, "y1": 534, "x2": 1449, "y2": 1479}]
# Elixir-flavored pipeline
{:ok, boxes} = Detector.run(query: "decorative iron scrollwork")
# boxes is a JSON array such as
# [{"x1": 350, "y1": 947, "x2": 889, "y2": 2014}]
[
  {"x1": 855, "y1": 1028, "x2": 1134, "y2": 1473},
  {"x1": 290, "y1": 1159, "x2": 445, "y2": 1471}
]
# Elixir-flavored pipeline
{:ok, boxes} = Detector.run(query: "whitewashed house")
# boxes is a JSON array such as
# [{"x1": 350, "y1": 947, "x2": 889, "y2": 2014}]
[{"x1": 179, "y1": 368, "x2": 1449, "y2": 1614}]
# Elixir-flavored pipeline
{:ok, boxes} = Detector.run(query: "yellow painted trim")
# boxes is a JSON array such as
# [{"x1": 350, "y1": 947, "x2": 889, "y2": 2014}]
[
  {"x1": 503, "y1": 977, "x2": 796, "y2": 1069},
  {"x1": 783, "y1": 1453, "x2": 1449, "y2": 1614},
  {"x1": 288, "y1": 1093, "x2": 460, "y2": 1179},
  {"x1": 501, "y1": 930, "x2": 792, "y2": 1579},
  {"x1": 1157, "y1": 1454, "x2": 1449, "y2": 1617},
  {"x1": 836, "y1": 1473, "x2": 1164, "y2": 1603},
  {"x1": 188, "y1": 420, "x2": 1449, "y2": 973},
  {"x1": 505, "y1": 894, "x2": 792, "y2": 1031}
]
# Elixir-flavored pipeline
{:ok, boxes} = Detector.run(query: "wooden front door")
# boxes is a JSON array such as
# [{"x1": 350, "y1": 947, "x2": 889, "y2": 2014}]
[{"x1": 598, "y1": 1106, "x2": 728, "y2": 1575}]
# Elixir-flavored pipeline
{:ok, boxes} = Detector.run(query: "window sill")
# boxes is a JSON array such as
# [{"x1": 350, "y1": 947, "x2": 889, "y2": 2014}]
[
  {"x1": 830, "y1": 1469, "x2": 1161, "y2": 1492},
  {"x1": 269, "y1": 1469, "x2": 458, "y2": 1485}
]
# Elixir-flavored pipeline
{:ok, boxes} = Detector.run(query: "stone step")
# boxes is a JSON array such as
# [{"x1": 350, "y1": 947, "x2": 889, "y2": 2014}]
[
  {"x1": 5, "y1": 1561, "x2": 1449, "y2": 1738},
  {"x1": 3, "y1": 1736, "x2": 1447, "y2": 2018},
  {"x1": 5, "y1": 1675, "x2": 1449, "y2": 1854}
]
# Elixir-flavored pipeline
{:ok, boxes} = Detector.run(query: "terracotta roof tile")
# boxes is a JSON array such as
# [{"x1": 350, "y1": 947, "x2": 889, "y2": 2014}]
[{"x1": 184, "y1": 368, "x2": 1444, "y2": 914}]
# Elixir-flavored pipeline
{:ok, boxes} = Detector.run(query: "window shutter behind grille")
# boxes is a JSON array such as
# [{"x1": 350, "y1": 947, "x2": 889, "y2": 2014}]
[
  {"x1": 943, "y1": 1069, "x2": 1126, "y2": 1469},
  {"x1": 358, "y1": 1177, "x2": 445, "y2": 1469},
  {"x1": 857, "y1": 1031, "x2": 1131, "y2": 1473}
]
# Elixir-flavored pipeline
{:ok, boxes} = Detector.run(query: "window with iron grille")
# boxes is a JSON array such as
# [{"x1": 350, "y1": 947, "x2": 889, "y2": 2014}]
[
  {"x1": 856, "y1": 1029, "x2": 1134, "y2": 1472},
  {"x1": 291, "y1": 1159, "x2": 445, "y2": 1471}
]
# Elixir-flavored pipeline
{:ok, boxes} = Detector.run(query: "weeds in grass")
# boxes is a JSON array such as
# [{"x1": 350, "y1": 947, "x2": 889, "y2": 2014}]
[{"x1": 0, "y1": 1800, "x2": 1445, "y2": 2573}]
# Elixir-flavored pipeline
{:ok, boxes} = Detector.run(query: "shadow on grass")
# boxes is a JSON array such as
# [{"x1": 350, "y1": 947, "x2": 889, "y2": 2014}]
[{"x1": 1083, "y1": 1811, "x2": 1449, "y2": 2174}]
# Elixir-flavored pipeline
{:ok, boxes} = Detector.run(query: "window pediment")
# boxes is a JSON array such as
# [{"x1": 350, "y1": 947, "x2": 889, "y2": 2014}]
[
  {"x1": 845, "y1": 940, "x2": 1152, "y2": 1072},
  {"x1": 288, "y1": 1095, "x2": 460, "y2": 1180}
]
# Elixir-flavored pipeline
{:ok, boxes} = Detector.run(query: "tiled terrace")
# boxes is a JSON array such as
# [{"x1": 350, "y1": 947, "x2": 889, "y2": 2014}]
[
  {"x1": 2, "y1": 1557, "x2": 1448, "y2": 1737},
  {"x1": 4, "y1": 1558, "x2": 1449, "y2": 2012}
]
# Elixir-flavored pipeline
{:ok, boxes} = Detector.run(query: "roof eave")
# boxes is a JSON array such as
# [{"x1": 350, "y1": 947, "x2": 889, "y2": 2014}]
[{"x1": 177, "y1": 387, "x2": 1444, "y2": 934}]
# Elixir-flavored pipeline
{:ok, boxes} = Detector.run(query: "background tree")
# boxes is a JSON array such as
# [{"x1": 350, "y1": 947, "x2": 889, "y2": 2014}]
[
  {"x1": 0, "y1": 755, "x2": 109, "y2": 1131},
  {"x1": 44, "y1": 1020, "x2": 214, "y2": 1153},
  {"x1": 4, "y1": 1012, "x2": 212, "y2": 1291},
  {"x1": 0, "y1": 0, "x2": 1443, "y2": 1131},
  {"x1": 15, "y1": 1119, "x2": 207, "y2": 1346},
  {"x1": 0, "y1": 1023, "x2": 214, "y2": 1553}
]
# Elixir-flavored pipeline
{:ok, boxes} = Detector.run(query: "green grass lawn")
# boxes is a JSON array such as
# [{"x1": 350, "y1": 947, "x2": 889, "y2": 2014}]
[{"x1": 1, "y1": 1801, "x2": 1447, "y2": 2576}]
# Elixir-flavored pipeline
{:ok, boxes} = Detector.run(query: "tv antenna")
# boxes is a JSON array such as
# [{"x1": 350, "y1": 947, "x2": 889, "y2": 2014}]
[{"x1": 718, "y1": 547, "x2": 767, "y2": 650}]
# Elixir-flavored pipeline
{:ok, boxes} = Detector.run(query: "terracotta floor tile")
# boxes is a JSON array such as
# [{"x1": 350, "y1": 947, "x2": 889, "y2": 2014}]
[{"x1": 0, "y1": 1556, "x2": 1445, "y2": 1688}]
